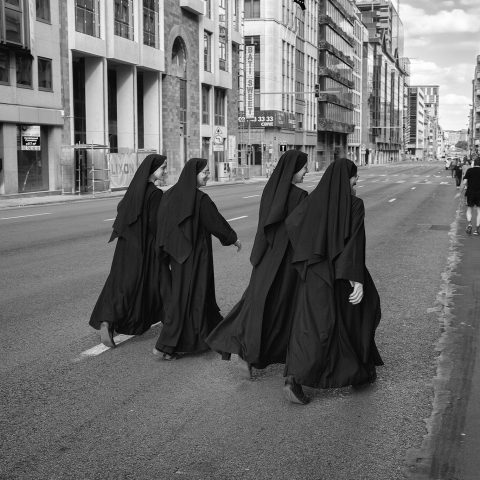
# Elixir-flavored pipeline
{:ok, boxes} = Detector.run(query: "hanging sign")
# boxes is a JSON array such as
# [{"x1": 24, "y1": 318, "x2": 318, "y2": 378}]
[{"x1": 245, "y1": 45, "x2": 255, "y2": 119}]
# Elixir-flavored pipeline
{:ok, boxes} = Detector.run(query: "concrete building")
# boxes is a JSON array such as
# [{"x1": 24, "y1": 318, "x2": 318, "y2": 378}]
[
  {"x1": 421, "y1": 85, "x2": 439, "y2": 160},
  {"x1": 471, "y1": 57, "x2": 480, "y2": 156},
  {"x1": 406, "y1": 86, "x2": 425, "y2": 159},
  {"x1": 356, "y1": 0, "x2": 406, "y2": 164},
  {"x1": 317, "y1": 0, "x2": 356, "y2": 169},
  {"x1": 238, "y1": 0, "x2": 318, "y2": 174},
  {"x1": 347, "y1": 4, "x2": 367, "y2": 165},
  {"x1": 0, "y1": 0, "x2": 64, "y2": 195}
]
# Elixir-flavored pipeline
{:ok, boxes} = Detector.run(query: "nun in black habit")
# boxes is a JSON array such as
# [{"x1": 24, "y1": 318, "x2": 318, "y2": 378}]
[
  {"x1": 153, "y1": 158, "x2": 241, "y2": 360},
  {"x1": 283, "y1": 158, "x2": 383, "y2": 404},
  {"x1": 89, "y1": 154, "x2": 168, "y2": 347},
  {"x1": 206, "y1": 150, "x2": 308, "y2": 373}
]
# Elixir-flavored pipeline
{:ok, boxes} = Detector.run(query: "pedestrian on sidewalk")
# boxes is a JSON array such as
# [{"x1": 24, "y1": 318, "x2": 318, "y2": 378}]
[
  {"x1": 283, "y1": 158, "x2": 383, "y2": 404},
  {"x1": 464, "y1": 157, "x2": 480, "y2": 236},
  {"x1": 453, "y1": 160, "x2": 463, "y2": 188},
  {"x1": 153, "y1": 158, "x2": 242, "y2": 360},
  {"x1": 89, "y1": 154, "x2": 168, "y2": 348},
  {"x1": 206, "y1": 150, "x2": 308, "y2": 377}
]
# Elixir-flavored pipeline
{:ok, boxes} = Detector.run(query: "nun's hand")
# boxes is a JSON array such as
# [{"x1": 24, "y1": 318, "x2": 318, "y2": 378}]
[
  {"x1": 348, "y1": 281, "x2": 363, "y2": 305},
  {"x1": 234, "y1": 240, "x2": 242, "y2": 252}
]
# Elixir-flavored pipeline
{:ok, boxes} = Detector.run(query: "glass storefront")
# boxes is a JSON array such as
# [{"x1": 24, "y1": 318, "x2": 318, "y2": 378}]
[{"x1": 17, "y1": 125, "x2": 48, "y2": 192}]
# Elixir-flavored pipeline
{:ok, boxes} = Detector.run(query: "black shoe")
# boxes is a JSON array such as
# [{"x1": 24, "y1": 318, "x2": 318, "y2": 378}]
[
  {"x1": 283, "y1": 376, "x2": 310, "y2": 405},
  {"x1": 100, "y1": 322, "x2": 115, "y2": 348}
]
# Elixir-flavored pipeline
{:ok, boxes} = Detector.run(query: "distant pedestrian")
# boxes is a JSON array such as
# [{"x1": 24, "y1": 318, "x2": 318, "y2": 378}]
[
  {"x1": 89, "y1": 154, "x2": 168, "y2": 348},
  {"x1": 464, "y1": 157, "x2": 480, "y2": 236},
  {"x1": 206, "y1": 150, "x2": 309, "y2": 377},
  {"x1": 283, "y1": 158, "x2": 383, "y2": 404},
  {"x1": 453, "y1": 160, "x2": 463, "y2": 188},
  {"x1": 462, "y1": 158, "x2": 471, "y2": 180},
  {"x1": 153, "y1": 158, "x2": 242, "y2": 360}
]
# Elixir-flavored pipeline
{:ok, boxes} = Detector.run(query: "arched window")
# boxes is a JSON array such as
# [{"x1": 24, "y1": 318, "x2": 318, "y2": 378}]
[{"x1": 172, "y1": 37, "x2": 187, "y2": 76}]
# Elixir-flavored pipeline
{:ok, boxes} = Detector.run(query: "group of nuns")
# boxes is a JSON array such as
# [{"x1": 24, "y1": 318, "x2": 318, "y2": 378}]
[{"x1": 90, "y1": 150, "x2": 383, "y2": 405}]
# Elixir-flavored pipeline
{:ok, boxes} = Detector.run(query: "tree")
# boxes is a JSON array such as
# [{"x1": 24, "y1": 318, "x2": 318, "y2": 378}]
[{"x1": 455, "y1": 140, "x2": 468, "y2": 150}]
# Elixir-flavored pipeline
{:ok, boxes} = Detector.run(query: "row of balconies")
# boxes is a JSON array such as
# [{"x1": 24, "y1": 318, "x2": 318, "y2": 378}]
[
  {"x1": 317, "y1": 117, "x2": 355, "y2": 134},
  {"x1": 317, "y1": 92, "x2": 355, "y2": 110},
  {"x1": 319, "y1": 66, "x2": 355, "y2": 89},
  {"x1": 319, "y1": 15, "x2": 355, "y2": 47},
  {"x1": 318, "y1": 40, "x2": 354, "y2": 68}
]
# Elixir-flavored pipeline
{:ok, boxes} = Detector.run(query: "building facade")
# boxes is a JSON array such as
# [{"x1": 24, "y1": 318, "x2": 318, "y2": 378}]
[
  {"x1": 0, "y1": 0, "x2": 64, "y2": 195},
  {"x1": 356, "y1": 0, "x2": 406, "y2": 164},
  {"x1": 471, "y1": 55, "x2": 480, "y2": 157},
  {"x1": 422, "y1": 85, "x2": 439, "y2": 160},
  {"x1": 406, "y1": 86, "x2": 425, "y2": 159},
  {"x1": 317, "y1": 0, "x2": 355, "y2": 169},
  {"x1": 238, "y1": 0, "x2": 318, "y2": 174}
]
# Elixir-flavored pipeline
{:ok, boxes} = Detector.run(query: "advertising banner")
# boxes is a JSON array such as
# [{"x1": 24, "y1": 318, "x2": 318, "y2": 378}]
[
  {"x1": 20, "y1": 125, "x2": 41, "y2": 151},
  {"x1": 108, "y1": 153, "x2": 137, "y2": 189},
  {"x1": 238, "y1": 110, "x2": 296, "y2": 130},
  {"x1": 245, "y1": 46, "x2": 255, "y2": 119}
]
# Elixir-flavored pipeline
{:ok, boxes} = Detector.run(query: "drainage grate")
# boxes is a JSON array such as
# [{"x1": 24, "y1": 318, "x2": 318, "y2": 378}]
[{"x1": 430, "y1": 224, "x2": 450, "y2": 231}]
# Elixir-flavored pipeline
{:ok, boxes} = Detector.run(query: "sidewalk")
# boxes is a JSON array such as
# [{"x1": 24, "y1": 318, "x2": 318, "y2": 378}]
[{"x1": 0, "y1": 175, "x2": 274, "y2": 210}]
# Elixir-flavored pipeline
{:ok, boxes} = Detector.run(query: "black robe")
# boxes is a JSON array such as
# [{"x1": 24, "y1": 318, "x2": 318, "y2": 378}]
[
  {"x1": 155, "y1": 191, "x2": 237, "y2": 354},
  {"x1": 206, "y1": 184, "x2": 308, "y2": 368},
  {"x1": 285, "y1": 195, "x2": 383, "y2": 388},
  {"x1": 89, "y1": 183, "x2": 166, "y2": 335}
]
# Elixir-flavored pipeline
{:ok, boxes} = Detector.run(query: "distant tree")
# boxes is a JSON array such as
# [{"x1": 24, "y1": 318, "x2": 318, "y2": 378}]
[{"x1": 455, "y1": 140, "x2": 468, "y2": 150}]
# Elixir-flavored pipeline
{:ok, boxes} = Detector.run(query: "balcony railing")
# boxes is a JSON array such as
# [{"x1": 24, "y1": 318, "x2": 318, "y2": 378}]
[
  {"x1": 317, "y1": 92, "x2": 355, "y2": 110},
  {"x1": 319, "y1": 14, "x2": 354, "y2": 46},
  {"x1": 318, "y1": 66, "x2": 354, "y2": 89},
  {"x1": 317, "y1": 117, "x2": 355, "y2": 134},
  {"x1": 318, "y1": 41, "x2": 354, "y2": 68}
]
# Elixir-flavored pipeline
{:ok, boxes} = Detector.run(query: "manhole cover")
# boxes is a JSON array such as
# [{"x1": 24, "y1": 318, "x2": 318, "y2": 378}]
[{"x1": 430, "y1": 225, "x2": 450, "y2": 231}]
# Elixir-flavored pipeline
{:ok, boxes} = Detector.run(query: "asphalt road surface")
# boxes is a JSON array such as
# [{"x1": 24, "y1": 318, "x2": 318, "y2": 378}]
[{"x1": 0, "y1": 162, "x2": 464, "y2": 479}]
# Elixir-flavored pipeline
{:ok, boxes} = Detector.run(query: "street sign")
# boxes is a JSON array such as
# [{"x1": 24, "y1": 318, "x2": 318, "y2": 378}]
[{"x1": 245, "y1": 45, "x2": 255, "y2": 119}]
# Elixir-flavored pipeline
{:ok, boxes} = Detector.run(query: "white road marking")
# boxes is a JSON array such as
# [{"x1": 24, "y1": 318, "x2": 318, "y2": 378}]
[
  {"x1": 242, "y1": 195, "x2": 260, "y2": 199},
  {"x1": 388, "y1": 198, "x2": 396, "y2": 203},
  {"x1": 103, "y1": 218, "x2": 116, "y2": 221},
  {"x1": 440, "y1": 182, "x2": 449, "y2": 185},
  {"x1": 0, "y1": 212, "x2": 52, "y2": 220},
  {"x1": 411, "y1": 187, "x2": 416, "y2": 190},
  {"x1": 227, "y1": 215, "x2": 248, "y2": 222},
  {"x1": 396, "y1": 180, "x2": 406, "y2": 183}
]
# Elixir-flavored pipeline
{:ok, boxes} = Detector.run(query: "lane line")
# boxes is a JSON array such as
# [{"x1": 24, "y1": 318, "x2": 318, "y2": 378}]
[
  {"x1": 227, "y1": 215, "x2": 248, "y2": 222},
  {"x1": 242, "y1": 195, "x2": 260, "y2": 199},
  {"x1": 411, "y1": 187, "x2": 416, "y2": 190},
  {"x1": 0, "y1": 212, "x2": 52, "y2": 220},
  {"x1": 388, "y1": 198, "x2": 396, "y2": 203},
  {"x1": 103, "y1": 218, "x2": 116, "y2": 221}
]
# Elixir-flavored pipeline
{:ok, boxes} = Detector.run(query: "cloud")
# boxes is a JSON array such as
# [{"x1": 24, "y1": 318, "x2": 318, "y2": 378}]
[
  {"x1": 442, "y1": 93, "x2": 471, "y2": 105},
  {"x1": 401, "y1": 4, "x2": 480, "y2": 35}
]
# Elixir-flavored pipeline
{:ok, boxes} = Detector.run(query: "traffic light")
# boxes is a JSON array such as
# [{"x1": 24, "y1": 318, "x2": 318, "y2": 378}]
[{"x1": 314, "y1": 84, "x2": 320, "y2": 98}]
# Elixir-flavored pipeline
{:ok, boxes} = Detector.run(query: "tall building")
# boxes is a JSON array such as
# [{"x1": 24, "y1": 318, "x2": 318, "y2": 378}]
[
  {"x1": 356, "y1": 0, "x2": 406, "y2": 164},
  {"x1": 471, "y1": 55, "x2": 480, "y2": 156},
  {"x1": 422, "y1": 85, "x2": 440, "y2": 159},
  {"x1": 238, "y1": 0, "x2": 318, "y2": 174},
  {"x1": 347, "y1": 4, "x2": 367, "y2": 165},
  {"x1": 0, "y1": 0, "x2": 64, "y2": 195},
  {"x1": 317, "y1": 0, "x2": 356, "y2": 168},
  {"x1": 406, "y1": 86, "x2": 425, "y2": 159}
]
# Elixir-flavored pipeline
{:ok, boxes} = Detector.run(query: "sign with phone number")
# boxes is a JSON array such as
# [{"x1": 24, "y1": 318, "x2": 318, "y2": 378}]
[{"x1": 238, "y1": 110, "x2": 296, "y2": 130}]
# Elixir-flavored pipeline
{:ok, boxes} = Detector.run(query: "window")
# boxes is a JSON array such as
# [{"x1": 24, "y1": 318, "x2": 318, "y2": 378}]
[
  {"x1": 245, "y1": 0, "x2": 260, "y2": 18},
  {"x1": 0, "y1": 49, "x2": 9, "y2": 84},
  {"x1": 204, "y1": 0, "x2": 211, "y2": 18},
  {"x1": 202, "y1": 84, "x2": 210, "y2": 124},
  {"x1": 38, "y1": 57, "x2": 52, "y2": 90},
  {"x1": 204, "y1": 31, "x2": 211, "y2": 72},
  {"x1": 114, "y1": 0, "x2": 133, "y2": 40},
  {"x1": 75, "y1": 0, "x2": 100, "y2": 37},
  {"x1": 16, "y1": 53, "x2": 32, "y2": 87},
  {"x1": 36, "y1": 0, "x2": 50, "y2": 22},
  {"x1": 2, "y1": 0, "x2": 24, "y2": 45},
  {"x1": 143, "y1": 0, "x2": 159, "y2": 48},
  {"x1": 219, "y1": 27, "x2": 227, "y2": 71},
  {"x1": 214, "y1": 88, "x2": 225, "y2": 126},
  {"x1": 179, "y1": 79, "x2": 187, "y2": 134}
]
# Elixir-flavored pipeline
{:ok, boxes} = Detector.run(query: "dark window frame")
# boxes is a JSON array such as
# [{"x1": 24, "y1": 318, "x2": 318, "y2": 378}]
[
  {"x1": 75, "y1": 0, "x2": 101, "y2": 38},
  {"x1": 36, "y1": 0, "x2": 50, "y2": 23},
  {"x1": 114, "y1": 0, "x2": 134, "y2": 40},
  {"x1": 214, "y1": 88, "x2": 225, "y2": 126},
  {"x1": 143, "y1": 0, "x2": 159, "y2": 48},
  {"x1": 0, "y1": 49, "x2": 10, "y2": 84},
  {"x1": 202, "y1": 84, "x2": 210, "y2": 124},
  {"x1": 16, "y1": 53, "x2": 32, "y2": 88},
  {"x1": 37, "y1": 56, "x2": 52, "y2": 91}
]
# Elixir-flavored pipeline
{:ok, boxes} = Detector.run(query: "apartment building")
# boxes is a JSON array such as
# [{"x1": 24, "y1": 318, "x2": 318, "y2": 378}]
[
  {"x1": 317, "y1": 0, "x2": 356, "y2": 168},
  {"x1": 238, "y1": 0, "x2": 318, "y2": 174},
  {"x1": 422, "y1": 85, "x2": 439, "y2": 159},
  {"x1": 406, "y1": 86, "x2": 424, "y2": 159},
  {"x1": 356, "y1": 0, "x2": 406, "y2": 164},
  {"x1": 0, "y1": 0, "x2": 64, "y2": 195},
  {"x1": 471, "y1": 55, "x2": 480, "y2": 156}
]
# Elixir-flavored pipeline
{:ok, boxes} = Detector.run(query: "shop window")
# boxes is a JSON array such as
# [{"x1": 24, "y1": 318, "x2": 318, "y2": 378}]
[
  {"x1": 17, "y1": 125, "x2": 48, "y2": 193},
  {"x1": 0, "y1": 49, "x2": 9, "y2": 84},
  {"x1": 36, "y1": 0, "x2": 50, "y2": 22},
  {"x1": 38, "y1": 57, "x2": 52, "y2": 90},
  {"x1": 16, "y1": 53, "x2": 32, "y2": 87}
]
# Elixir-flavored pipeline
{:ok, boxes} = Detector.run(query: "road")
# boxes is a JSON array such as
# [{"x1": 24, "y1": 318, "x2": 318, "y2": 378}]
[{"x1": 0, "y1": 162, "x2": 467, "y2": 479}]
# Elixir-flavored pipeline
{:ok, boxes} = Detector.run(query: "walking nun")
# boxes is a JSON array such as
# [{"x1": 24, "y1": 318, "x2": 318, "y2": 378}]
[
  {"x1": 153, "y1": 158, "x2": 241, "y2": 360},
  {"x1": 283, "y1": 158, "x2": 383, "y2": 404},
  {"x1": 206, "y1": 150, "x2": 308, "y2": 376},
  {"x1": 89, "y1": 154, "x2": 168, "y2": 347}
]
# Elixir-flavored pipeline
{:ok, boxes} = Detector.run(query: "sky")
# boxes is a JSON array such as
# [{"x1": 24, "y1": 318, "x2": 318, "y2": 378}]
[{"x1": 400, "y1": 0, "x2": 480, "y2": 131}]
